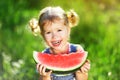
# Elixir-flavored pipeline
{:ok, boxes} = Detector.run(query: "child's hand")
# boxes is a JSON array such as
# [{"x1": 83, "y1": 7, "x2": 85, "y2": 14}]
[
  {"x1": 37, "y1": 63, "x2": 52, "y2": 77},
  {"x1": 75, "y1": 59, "x2": 90, "y2": 80},
  {"x1": 79, "y1": 59, "x2": 90, "y2": 73}
]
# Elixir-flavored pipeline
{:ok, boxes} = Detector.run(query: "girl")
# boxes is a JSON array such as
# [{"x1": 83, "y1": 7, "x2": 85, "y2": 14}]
[{"x1": 29, "y1": 6, "x2": 90, "y2": 80}]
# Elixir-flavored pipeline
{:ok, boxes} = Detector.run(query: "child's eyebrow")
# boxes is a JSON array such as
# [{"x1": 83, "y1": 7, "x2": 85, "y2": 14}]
[{"x1": 44, "y1": 30, "x2": 50, "y2": 32}]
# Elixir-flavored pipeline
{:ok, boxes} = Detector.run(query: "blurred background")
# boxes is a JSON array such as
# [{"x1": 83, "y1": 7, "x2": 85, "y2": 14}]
[{"x1": 0, "y1": 0, "x2": 120, "y2": 80}]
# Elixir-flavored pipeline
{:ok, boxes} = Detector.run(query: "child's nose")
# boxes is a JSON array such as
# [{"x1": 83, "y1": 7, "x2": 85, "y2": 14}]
[{"x1": 52, "y1": 32, "x2": 58, "y2": 39}]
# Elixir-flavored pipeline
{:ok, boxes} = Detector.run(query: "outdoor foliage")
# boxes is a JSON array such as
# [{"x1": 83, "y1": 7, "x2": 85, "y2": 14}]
[{"x1": 0, "y1": 0, "x2": 120, "y2": 80}]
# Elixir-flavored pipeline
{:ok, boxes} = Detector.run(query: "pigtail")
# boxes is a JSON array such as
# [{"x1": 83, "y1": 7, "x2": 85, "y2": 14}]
[
  {"x1": 29, "y1": 18, "x2": 40, "y2": 36},
  {"x1": 66, "y1": 10, "x2": 79, "y2": 27}
]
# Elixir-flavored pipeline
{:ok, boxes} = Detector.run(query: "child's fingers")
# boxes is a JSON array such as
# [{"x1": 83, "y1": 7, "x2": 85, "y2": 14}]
[
  {"x1": 37, "y1": 64, "x2": 52, "y2": 76},
  {"x1": 37, "y1": 64, "x2": 44, "y2": 74},
  {"x1": 42, "y1": 66, "x2": 52, "y2": 76},
  {"x1": 76, "y1": 69, "x2": 81, "y2": 73},
  {"x1": 36, "y1": 63, "x2": 41, "y2": 71},
  {"x1": 39, "y1": 64, "x2": 44, "y2": 75},
  {"x1": 84, "y1": 63, "x2": 91, "y2": 70},
  {"x1": 76, "y1": 67, "x2": 87, "y2": 73},
  {"x1": 82, "y1": 59, "x2": 91, "y2": 70},
  {"x1": 86, "y1": 59, "x2": 90, "y2": 63},
  {"x1": 80, "y1": 67, "x2": 85, "y2": 73},
  {"x1": 80, "y1": 63, "x2": 90, "y2": 73},
  {"x1": 42, "y1": 66, "x2": 47, "y2": 75},
  {"x1": 81, "y1": 66, "x2": 89, "y2": 73},
  {"x1": 47, "y1": 70, "x2": 52, "y2": 75}
]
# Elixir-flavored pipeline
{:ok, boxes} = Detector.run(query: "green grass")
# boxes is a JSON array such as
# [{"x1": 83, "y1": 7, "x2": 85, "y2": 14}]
[{"x1": 0, "y1": 0, "x2": 120, "y2": 80}]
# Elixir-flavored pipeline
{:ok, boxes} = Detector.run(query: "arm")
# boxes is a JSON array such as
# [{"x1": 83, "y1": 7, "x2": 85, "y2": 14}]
[
  {"x1": 39, "y1": 76, "x2": 51, "y2": 80},
  {"x1": 37, "y1": 64, "x2": 52, "y2": 80},
  {"x1": 75, "y1": 45, "x2": 91, "y2": 80},
  {"x1": 75, "y1": 60, "x2": 90, "y2": 80},
  {"x1": 75, "y1": 44, "x2": 84, "y2": 52}
]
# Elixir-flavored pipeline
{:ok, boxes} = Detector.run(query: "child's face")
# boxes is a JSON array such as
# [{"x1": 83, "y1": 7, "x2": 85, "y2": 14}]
[{"x1": 42, "y1": 20, "x2": 70, "y2": 51}]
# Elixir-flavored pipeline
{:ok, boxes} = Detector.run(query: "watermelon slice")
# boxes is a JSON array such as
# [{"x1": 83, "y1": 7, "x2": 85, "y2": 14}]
[{"x1": 33, "y1": 51, "x2": 88, "y2": 74}]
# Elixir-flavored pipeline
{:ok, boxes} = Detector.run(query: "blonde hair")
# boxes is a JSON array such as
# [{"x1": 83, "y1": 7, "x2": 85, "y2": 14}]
[{"x1": 29, "y1": 6, "x2": 79, "y2": 36}]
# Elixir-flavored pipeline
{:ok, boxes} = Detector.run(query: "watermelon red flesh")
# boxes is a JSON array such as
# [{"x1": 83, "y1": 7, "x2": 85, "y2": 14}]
[{"x1": 33, "y1": 51, "x2": 88, "y2": 72}]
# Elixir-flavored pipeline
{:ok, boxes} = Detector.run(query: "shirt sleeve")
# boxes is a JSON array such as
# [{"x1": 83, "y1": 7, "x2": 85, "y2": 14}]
[{"x1": 42, "y1": 48, "x2": 50, "y2": 54}]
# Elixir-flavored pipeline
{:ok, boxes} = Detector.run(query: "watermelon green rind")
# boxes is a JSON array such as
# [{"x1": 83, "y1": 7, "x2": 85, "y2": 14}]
[
  {"x1": 33, "y1": 51, "x2": 88, "y2": 74},
  {"x1": 33, "y1": 51, "x2": 41, "y2": 63}
]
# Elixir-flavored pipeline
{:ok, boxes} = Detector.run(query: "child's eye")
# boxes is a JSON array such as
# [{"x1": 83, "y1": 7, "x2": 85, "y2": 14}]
[
  {"x1": 46, "y1": 32, "x2": 51, "y2": 34},
  {"x1": 58, "y1": 29, "x2": 62, "y2": 32}
]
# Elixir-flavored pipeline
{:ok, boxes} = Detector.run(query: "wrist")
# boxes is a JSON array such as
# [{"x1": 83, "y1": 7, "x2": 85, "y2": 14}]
[
  {"x1": 75, "y1": 72, "x2": 88, "y2": 80},
  {"x1": 42, "y1": 76, "x2": 51, "y2": 80}
]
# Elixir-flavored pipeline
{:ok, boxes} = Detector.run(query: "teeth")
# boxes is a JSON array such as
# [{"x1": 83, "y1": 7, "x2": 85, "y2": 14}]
[
  {"x1": 52, "y1": 41, "x2": 60, "y2": 46},
  {"x1": 53, "y1": 41, "x2": 59, "y2": 44}
]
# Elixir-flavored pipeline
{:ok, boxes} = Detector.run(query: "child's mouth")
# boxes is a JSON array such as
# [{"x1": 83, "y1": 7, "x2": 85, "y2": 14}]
[{"x1": 51, "y1": 40, "x2": 61, "y2": 47}]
